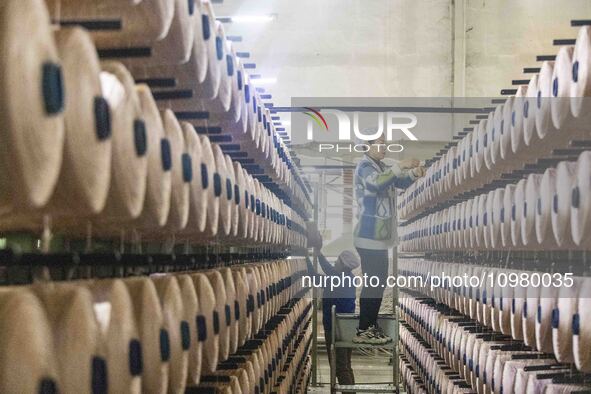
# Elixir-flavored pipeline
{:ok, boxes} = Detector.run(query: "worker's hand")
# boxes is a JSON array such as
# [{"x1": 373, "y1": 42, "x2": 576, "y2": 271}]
[
  {"x1": 411, "y1": 166, "x2": 426, "y2": 178},
  {"x1": 399, "y1": 158, "x2": 421, "y2": 169},
  {"x1": 306, "y1": 222, "x2": 323, "y2": 250}
]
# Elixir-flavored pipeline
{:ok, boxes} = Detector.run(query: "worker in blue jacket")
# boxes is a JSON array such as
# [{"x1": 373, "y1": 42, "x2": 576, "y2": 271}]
[{"x1": 306, "y1": 249, "x2": 360, "y2": 388}]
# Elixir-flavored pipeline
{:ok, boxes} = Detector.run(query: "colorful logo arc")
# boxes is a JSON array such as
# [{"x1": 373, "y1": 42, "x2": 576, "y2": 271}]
[{"x1": 303, "y1": 107, "x2": 328, "y2": 131}]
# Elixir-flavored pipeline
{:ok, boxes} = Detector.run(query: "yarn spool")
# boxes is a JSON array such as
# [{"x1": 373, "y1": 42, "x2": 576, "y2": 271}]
[
  {"x1": 483, "y1": 111, "x2": 494, "y2": 170},
  {"x1": 551, "y1": 161, "x2": 577, "y2": 248},
  {"x1": 219, "y1": 268, "x2": 239, "y2": 355},
  {"x1": 490, "y1": 104, "x2": 504, "y2": 166},
  {"x1": 175, "y1": 274, "x2": 201, "y2": 386},
  {"x1": 151, "y1": 275, "x2": 188, "y2": 394},
  {"x1": 224, "y1": 154, "x2": 239, "y2": 238},
  {"x1": 510, "y1": 85, "x2": 528, "y2": 156},
  {"x1": 0, "y1": 0, "x2": 65, "y2": 213},
  {"x1": 552, "y1": 277, "x2": 581, "y2": 364},
  {"x1": 191, "y1": 0, "x2": 221, "y2": 100},
  {"x1": 123, "y1": 277, "x2": 168, "y2": 394},
  {"x1": 51, "y1": 27, "x2": 111, "y2": 216},
  {"x1": 189, "y1": 273, "x2": 219, "y2": 374},
  {"x1": 234, "y1": 162, "x2": 249, "y2": 239},
  {"x1": 245, "y1": 266, "x2": 262, "y2": 335},
  {"x1": 0, "y1": 289, "x2": 59, "y2": 394},
  {"x1": 501, "y1": 184, "x2": 516, "y2": 248},
  {"x1": 535, "y1": 285, "x2": 559, "y2": 354},
  {"x1": 571, "y1": 151, "x2": 591, "y2": 246},
  {"x1": 86, "y1": 279, "x2": 141, "y2": 394},
  {"x1": 99, "y1": 62, "x2": 148, "y2": 221},
  {"x1": 208, "y1": 21, "x2": 232, "y2": 114},
  {"x1": 242, "y1": 169, "x2": 256, "y2": 241},
  {"x1": 232, "y1": 267, "x2": 251, "y2": 347},
  {"x1": 522, "y1": 279, "x2": 540, "y2": 349},
  {"x1": 535, "y1": 61, "x2": 558, "y2": 141},
  {"x1": 510, "y1": 273, "x2": 526, "y2": 340},
  {"x1": 551, "y1": 46, "x2": 577, "y2": 132},
  {"x1": 483, "y1": 190, "x2": 495, "y2": 249},
  {"x1": 511, "y1": 179, "x2": 527, "y2": 248},
  {"x1": 537, "y1": 167, "x2": 558, "y2": 246},
  {"x1": 201, "y1": 136, "x2": 220, "y2": 237},
  {"x1": 501, "y1": 359, "x2": 557, "y2": 394},
  {"x1": 180, "y1": 122, "x2": 207, "y2": 237},
  {"x1": 212, "y1": 143, "x2": 232, "y2": 237},
  {"x1": 219, "y1": 41, "x2": 242, "y2": 124},
  {"x1": 574, "y1": 277, "x2": 591, "y2": 372},
  {"x1": 523, "y1": 75, "x2": 539, "y2": 147},
  {"x1": 522, "y1": 173, "x2": 543, "y2": 248},
  {"x1": 571, "y1": 26, "x2": 591, "y2": 119},
  {"x1": 32, "y1": 284, "x2": 101, "y2": 394},
  {"x1": 46, "y1": 0, "x2": 174, "y2": 48},
  {"x1": 161, "y1": 109, "x2": 190, "y2": 232},
  {"x1": 498, "y1": 277, "x2": 514, "y2": 335},
  {"x1": 204, "y1": 270, "x2": 230, "y2": 364},
  {"x1": 500, "y1": 96, "x2": 515, "y2": 161},
  {"x1": 135, "y1": 85, "x2": 171, "y2": 230},
  {"x1": 489, "y1": 188, "x2": 505, "y2": 249}
]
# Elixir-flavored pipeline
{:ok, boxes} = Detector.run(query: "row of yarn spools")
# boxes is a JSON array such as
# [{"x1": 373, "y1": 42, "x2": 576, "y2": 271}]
[
  {"x1": 399, "y1": 258, "x2": 591, "y2": 375},
  {"x1": 399, "y1": 150, "x2": 591, "y2": 251},
  {"x1": 0, "y1": 258, "x2": 310, "y2": 394},
  {"x1": 398, "y1": 26, "x2": 591, "y2": 223},
  {"x1": 0, "y1": 0, "x2": 310, "y2": 243},
  {"x1": 399, "y1": 300, "x2": 591, "y2": 394}
]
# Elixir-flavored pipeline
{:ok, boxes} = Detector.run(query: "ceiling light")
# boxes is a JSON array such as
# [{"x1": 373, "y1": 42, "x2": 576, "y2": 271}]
[{"x1": 231, "y1": 15, "x2": 275, "y2": 23}]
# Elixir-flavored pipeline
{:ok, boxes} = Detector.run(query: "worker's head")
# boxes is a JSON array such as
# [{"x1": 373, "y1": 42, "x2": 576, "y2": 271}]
[
  {"x1": 334, "y1": 250, "x2": 361, "y2": 273},
  {"x1": 365, "y1": 133, "x2": 386, "y2": 162}
]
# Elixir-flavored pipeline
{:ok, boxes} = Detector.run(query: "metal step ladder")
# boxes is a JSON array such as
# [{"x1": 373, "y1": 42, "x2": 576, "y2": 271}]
[{"x1": 329, "y1": 307, "x2": 399, "y2": 393}]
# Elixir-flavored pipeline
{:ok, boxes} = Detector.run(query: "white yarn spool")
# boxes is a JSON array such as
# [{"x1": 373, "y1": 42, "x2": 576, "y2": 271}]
[
  {"x1": 123, "y1": 277, "x2": 168, "y2": 394},
  {"x1": 483, "y1": 111, "x2": 494, "y2": 171},
  {"x1": 189, "y1": 273, "x2": 218, "y2": 374},
  {"x1": 232, "y1": 267, "x2": 251, "y2": 347},
  {"x1": 233, "y1": 162, "x2": 248, "y2": 240},
  {"x1": 175, "y1": 274, "x2": 201, "y2": 386},
  {"x1": 510, "y1": 179, "x2": 526, "y2": 248},
  {"x1": 212, "y1": 143, "x2": 231, "y2": 237},
  {"x1": 224, "y1": 155, "x2": 239, "y2": 238},
  {"x1": 510, "y1": 273, "x2": 526, "y2": 340},
  {"x1": 219, "y1": 268, "x2": 239, "y2": 355},
  {"x1": 537, "y1": 167, "x2": 557, "y2": 246},
  {"x1": 209, "y1": 21, "x2": 232, "y2": 114},
  {"x1": 243, "y1": 171, "x2": 256, "y2": 241},
  {"x1": 180, "y1": 122, "x2": 207, "y2": 237},
  {"x1": 148, "y1": 0, "x2": 195, "y2": 65},
  {"x1": 86, "y1": 279, "x2": 141, "y2": 394},
  {"x1": 199, "y1": 135, "x2": 220, "y2": 237},
  {"x1": 51, "y1": 27, "x2": 111, "y2": 215},
  {"x1": 99, "y1": 62, "x2": 148, "y2": 221},
  {"x1": 498, "y1": 277, "x2": 513, "y2": 335},
  {"x1": 0, "y1": 289, "x2": 59, "y2": 394},
  {"x1": 245, "y1": 266, "x2": 262, "y2": 335},
  {"x1": 491, "y1": 104, "x2": 504, "y2": 166},
  {"x1": 32, "y1": 284, "x2": 99, "y2": 394},
  {"x1": 535, "y1": 285, "x2": 559, "y2": 353},
  {"x1": 571, "y1": 26, "x2": 591, "y2": 118},
  {"x1": 0, "y1": 0, "x2": 65, "y2": 212},
  {"x1": 552, "y1": 277, "x2": 580, "y2": 364},
  {"x1": 500, "y1": 184, "x2": 515, "y2": 248},
  {"x1": 551, "y1": 161, "x2": 577, "y2": 248},
  {"x1": 570, "y1": 151, "x2": 591, "y2": 246},
  {"x1": 500, "y1": 96, "x2": 515, "y2": 161},
  {"x1": 511, "y1": 86, "x2": 529, "y2": 158},
  {"x1": 522, "y1": 280, "x2": 540, "y2": 349},
  {"x1": 489, "y1": 188, "x2": 504, "y2": 249},
  {"x1": 483, "y1": 190, "x2": 495, "y2": 249},
  {"x1": 193, "y1": 0, "x2": 221, "y2": 100},
  {"x1": 476, "y1": 194, "x2": 488, "y2": 248},
  {"x1": 46, "y1": 0, "x2": 174, "y2": 48},
  {"x1": 574, "y1": 277, "x2": 591, "y2": 372},
  {"x1": 151, "y1": 275, "x2": 188, "y2": 394},
  {"x1": 469, "y1": 196, "x2": 480, "y2": 248},
  {"x1": 161, "y1": 109, "x2": 189, "y2": 232},
  {"x1": 204, "y1": 270, "x2": 230, "y2": 363},
  {"x1": 522, "y1": 173, "x2": 543, "y2": 248},
  {"x1": 535, "y1": 61, "x2": 558, "y2": 141},
  {"x1": 135, "y1": 85, "x2": 171, "y2": 230},
  {"x1": 551, "y1": 46, "x2": 576, "y2": 131},
  {"x1": 523, "y1": 76, "x2": 539, "y2": 147}
]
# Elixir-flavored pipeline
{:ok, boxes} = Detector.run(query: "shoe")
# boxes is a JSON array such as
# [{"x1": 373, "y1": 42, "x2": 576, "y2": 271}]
[
  {"x1": 371, "y1": 325, "x2": 393, "y2": 343},
  {"x1": 352, "y1": 325, "x2": 388, "y2": 345}
]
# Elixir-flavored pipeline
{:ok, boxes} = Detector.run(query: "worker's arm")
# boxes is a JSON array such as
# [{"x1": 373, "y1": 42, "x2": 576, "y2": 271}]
[
  {"x1": 358, "y1": 161, "x2": 418, "y2": 192},
  {"x1": 316, "y1": 253, "x2": 339, "y2": 276}
]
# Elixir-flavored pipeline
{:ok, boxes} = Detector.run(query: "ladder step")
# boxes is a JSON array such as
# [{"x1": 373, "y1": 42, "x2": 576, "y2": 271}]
[{"x1": 334, "y1": 384, "x2": 397, "y2": 393}]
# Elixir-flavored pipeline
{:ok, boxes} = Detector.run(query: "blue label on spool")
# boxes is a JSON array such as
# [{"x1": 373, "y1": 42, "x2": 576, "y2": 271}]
[
  {"x1": 42, "y1": 62, "x2": 64, "y2": 115},
  {"x1": 159, "y1": 329, "x2": 171, "y2": 362},
  {"x1": 483, "y1": 212, "x2": 488, "y2": 226},
  {"x1": 225, "y1": 304, "x2": 231, "y2": 326},
  {"x1": 160, "y1": 139, "x2": 172, "y2": 171},
  {"x1": 180, "y1": 321, "x2": 191, "y2": 350},
  {"x1": 182, "y1": 153, "x2": 193, "y2": 183},
  {"x1": 213, "y1": 311, "x2": 220, "y2": 334},
  {"x1": 501, "y1": 119, "x2": 505, "y2": 134},
  {"x1": 511, "y1": 111, "x2": 516, "y2": 127},
  {"x1": 38, "y1": 378, "x2": 57, "y2": 394},
  {"x1": 201, "y1": 163, "x2": 209, "y2": 189},
  {"x1": 226, "y1": 178, "x2": 233, "y2": 200},
  {"x1": 538, "y1": 304, "x2": 542, "y2": 324},
  {"x1": 524, "y1": 100, "x2": 529, "y2": 118},
  {"x1": 552, "y1": 308, "x2": 559, "y2": 329},
  {"x1": 245, "y1": 84, "x2": 250, "y2": 103},
  {"x1": 237, "y1": 70, "x2": 243, "y2": 90},
  {"x1": 216, "y1": 37, "x2": 224, "y2": 60},
  {"x1": 250, "y1": 195, "x2": 255, "y2": 212},
  {"x1": 537, "y1": 198, "x2": 542, "y2": 215},
  {"x1": 523, "y1": 301, "x2": 528, "y2": 317},
  {"x1": 256, "y1": 292, "x2": 261, "y2": 308},
  {"x1": 261, "y1": 202, "x2": 266, "y2": 218},
  {"x1": 537, "y1": 90, "x2": 542, "y2": 109},
  {"x1": 235, "y1": 300, "x2": 240, "y2": 320},
  {"x1": 202, "y1": 15, "x2": 211, "y2": 40},
  {"x1": 256, "y1": 199, "x2": 261, "y2": 215},
  {"x1": 572, "y1": 186, "x2": 580, "y2": 208},
  {"x1": 94, "y1": 96, "x2": 112, "y2": 141},
  {"x1": 512, "y1": 298, "x2": 516, "y2": 313},
  {"x1": 553, "y1": 194, "x2": 558, "y2": 213},
  {"x1": 244, "y1": 190, "x2": 249, "y2": 208},
  {"x1": 484, "y1": 134, "x2": 488, "y2": 147},
  {"x1": 511, "y1": 204, "x2": 516, "y2": 221},
  {"x1": 573, "y1": 313, "x2": 580, "y2": 335},
  {"x1": 91, "y1": 356, "x2": 108, "y2": 394},
  {"x1": 128, "y1": 339, "x2": 143, "y2": 376},
  {"x1": 234, "y1": 184, "x2": 240, "y2": 204},
  {"x1": 573, "y1": 60, "x2": 579, "y2": 83},
  {"x1": 134, "y1": 119, "x2": 148, "y2": 157},
  {"x1": 226, "y1": 55, "x2": 234, "y2": 77},
  {"x1": 523, "y1": 201, "x2": 527, "y2": 217},
  {"x1": 247, "y1": 295, "x2": 254, "y2": 315},
  {"x1": 188, "y1": 0, "x2": 195, "y2": 15},
  {"x1": 553, "y1": 77, "x2": 559, "y2": 97},
  {"x1": 196, "y1": 315, "x2": 207, "y2": 341},
  {"x1": 214, "y1": 173, "x2": 222, "y2": 196}
]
